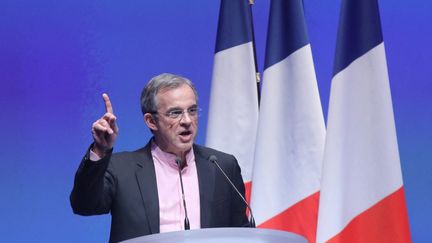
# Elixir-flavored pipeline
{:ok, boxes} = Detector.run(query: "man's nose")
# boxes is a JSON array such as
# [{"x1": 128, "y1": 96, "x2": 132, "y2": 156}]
[{"x1": 179, "y1": 112, "x2": 193, "y2": 124}]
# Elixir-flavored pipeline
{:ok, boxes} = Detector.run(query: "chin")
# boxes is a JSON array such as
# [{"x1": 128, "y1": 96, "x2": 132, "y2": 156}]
[
  {"x1": 180, "y1": 143, "x2": 193, "y2": 150},
  {"x1": 177, "y1": 143, "x2": 193, "y2": 152}
]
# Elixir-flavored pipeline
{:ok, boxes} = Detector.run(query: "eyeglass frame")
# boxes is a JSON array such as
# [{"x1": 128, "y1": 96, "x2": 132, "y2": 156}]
[{"x1": 149, "y1": 106, "x2": 201, "y2": 120}]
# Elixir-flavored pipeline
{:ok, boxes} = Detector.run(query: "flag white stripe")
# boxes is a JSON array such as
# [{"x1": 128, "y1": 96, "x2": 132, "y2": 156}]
[
  {"x1": 316, "y1": 43, "x2": 404, "y2": 242},
  {"x1": 206, "y1": 42, "x2": 258, "y2": 182},
  {"x1": 251, "y1": 44, "x2": 325, "y2": 224}
]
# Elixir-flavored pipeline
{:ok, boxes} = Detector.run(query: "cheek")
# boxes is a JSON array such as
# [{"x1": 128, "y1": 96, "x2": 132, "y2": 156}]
[
  {"x1": 164, "y1": 120, "x2": 177, "y2": 129},
  {"x1": 168, "y1": 123, "x2": 181, "y2": 135}
]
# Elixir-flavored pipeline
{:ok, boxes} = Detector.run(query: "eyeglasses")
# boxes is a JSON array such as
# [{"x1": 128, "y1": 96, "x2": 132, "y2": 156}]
[{"x1": 151, "y1": 107, "x2": 201, "y2": 120}]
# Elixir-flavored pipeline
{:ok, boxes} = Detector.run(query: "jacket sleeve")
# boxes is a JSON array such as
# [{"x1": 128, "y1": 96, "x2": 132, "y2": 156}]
[{"x1": 70, "y1": 145, "x2": 116, "y2": 215}]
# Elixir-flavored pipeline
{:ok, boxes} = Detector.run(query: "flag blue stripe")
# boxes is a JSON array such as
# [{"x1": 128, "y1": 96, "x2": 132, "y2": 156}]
[
  {"x1": 215, "y1": 0, "x2": 253, "y2": 53},
  {"x1": 333, "y1": 0, "x2": 383, "y2": 76},
  {"x1": 264, "y1": 0, "x2": 309, "y2": 70}
]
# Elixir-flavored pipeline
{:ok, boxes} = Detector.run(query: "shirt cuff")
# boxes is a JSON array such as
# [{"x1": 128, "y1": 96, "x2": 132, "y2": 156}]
[{"x1": 89, "y1": 148, "x2": 102, "y2": 161}]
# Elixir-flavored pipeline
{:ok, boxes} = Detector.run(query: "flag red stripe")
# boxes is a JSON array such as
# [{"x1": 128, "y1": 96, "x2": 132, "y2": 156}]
[
  {"x1": 328, "y1": 187, "x2": 411, "y2": 243},
  {"x1": 258, "y1": 191, "x2": 320, "y2": 243},
  {"x1": 245, "y1": 181, "x2": 252, "y2": 204},
  {"x1": 244, "y1": 181, "x2": 252, "y2": 216}
]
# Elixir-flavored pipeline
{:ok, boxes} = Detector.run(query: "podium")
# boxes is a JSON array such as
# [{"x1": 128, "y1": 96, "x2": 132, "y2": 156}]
[{"x1": 120, "y1": 228, "x2": 307, "y2": 243}]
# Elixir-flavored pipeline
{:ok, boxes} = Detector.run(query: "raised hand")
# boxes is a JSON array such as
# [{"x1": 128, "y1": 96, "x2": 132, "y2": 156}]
[{"x1": 91, "y1": 93, "x2": 119, "y2": 157}]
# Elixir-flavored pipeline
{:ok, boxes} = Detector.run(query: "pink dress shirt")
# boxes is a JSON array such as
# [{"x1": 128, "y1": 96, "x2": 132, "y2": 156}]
[{"x1": 151, "y1": 142, "x2": 201, "y2": 232}]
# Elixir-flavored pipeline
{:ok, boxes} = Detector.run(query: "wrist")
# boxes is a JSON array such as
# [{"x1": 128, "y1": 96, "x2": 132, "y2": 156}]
[{"x1": 92, "y1": 143, "x2": 112, "y2": 158}]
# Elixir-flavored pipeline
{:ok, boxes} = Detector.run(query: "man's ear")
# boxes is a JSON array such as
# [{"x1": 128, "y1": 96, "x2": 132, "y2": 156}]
[{"x1": 144, "y1": 113, "x2": 158, "y2": 131}]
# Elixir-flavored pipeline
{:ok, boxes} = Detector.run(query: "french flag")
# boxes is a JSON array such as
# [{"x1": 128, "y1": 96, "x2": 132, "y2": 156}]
[
  {"x1": 206, "y1": 0, "x2": 259, "y2": 199},
  {"x1": 250, "y1": 1, "x2": 325, "y2": 242},
  {"x1": 316, "y1": 0, "x2": 411, "y2": 242}
]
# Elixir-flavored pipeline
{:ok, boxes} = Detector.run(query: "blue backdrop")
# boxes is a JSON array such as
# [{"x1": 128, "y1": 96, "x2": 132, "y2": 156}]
[{"x1": 0, "y1": 0, "x2": 430, "y2": 242}]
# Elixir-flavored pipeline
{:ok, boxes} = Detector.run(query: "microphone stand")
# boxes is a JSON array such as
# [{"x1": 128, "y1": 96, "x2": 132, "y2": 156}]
[{"x1": 175, "y1": 157, "x2": 190, "y2": 230}]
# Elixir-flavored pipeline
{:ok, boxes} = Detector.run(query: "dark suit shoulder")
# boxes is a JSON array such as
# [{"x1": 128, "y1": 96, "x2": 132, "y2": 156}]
[
  {"x1": 109, "y1": 143, "x2": 152, "y2": 167},
  {"x1": 194, "y1": 144, "x2": 236, "y2": 158},
  {"x1": 193, "y1": 144, "x2": 238, "y2": 170}
]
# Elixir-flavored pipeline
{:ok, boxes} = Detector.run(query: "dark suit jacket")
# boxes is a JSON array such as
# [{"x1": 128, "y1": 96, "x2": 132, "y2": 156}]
[{"x1": 70, "y1": 141, "x2": 249, "y2": 243}]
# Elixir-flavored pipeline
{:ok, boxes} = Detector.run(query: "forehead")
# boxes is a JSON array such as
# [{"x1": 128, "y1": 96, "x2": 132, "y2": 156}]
[{"x1": 156, "y1": 84, "x2": 197, "y2": 109}]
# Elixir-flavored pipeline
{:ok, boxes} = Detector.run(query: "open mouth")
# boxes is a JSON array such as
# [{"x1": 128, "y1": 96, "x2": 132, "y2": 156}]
[
  {"x1": 179, "y1": 130, "x2": 192, "y2": 137},
  {"x1": 178, "y1": 130, "x2": 193, "y2": 142}
]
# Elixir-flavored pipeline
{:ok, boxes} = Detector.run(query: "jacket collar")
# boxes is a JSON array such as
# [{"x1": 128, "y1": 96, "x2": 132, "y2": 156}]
[
  {"x1": 135, "y1": 142, "x2": 160, "y2": 234},
  {"x1": 193, "y1": 144, "x2": 216, "y2": 228}
]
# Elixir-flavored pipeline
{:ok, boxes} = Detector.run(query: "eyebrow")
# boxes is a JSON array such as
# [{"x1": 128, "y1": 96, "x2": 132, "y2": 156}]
[{"x1": 166, "y1": 104, "x2": 198, "y2": 112}]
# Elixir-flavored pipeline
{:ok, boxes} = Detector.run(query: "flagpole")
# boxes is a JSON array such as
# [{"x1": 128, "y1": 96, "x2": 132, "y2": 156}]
[{"x1": 248, "y1": 0, "x2": 261, "y2": 106}]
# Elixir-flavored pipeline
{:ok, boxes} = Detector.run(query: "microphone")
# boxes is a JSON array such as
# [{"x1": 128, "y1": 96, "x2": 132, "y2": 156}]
[
  {"x1": 175, "y1": 157, "x2": 190, "y2": 230},
  {"x1": 208, "y1": 155, "x2": 256, "y2": 228}
]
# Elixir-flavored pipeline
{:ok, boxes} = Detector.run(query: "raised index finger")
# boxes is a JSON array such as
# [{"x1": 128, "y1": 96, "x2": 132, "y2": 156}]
[{"x1": 102, "y1": 93, "x2": 114, "y2": 114}]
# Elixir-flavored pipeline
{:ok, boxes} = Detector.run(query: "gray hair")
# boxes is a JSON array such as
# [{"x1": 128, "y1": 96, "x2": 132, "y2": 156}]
[{"x1": 140, "y1": 73, "x2": 198, "y2": 115}]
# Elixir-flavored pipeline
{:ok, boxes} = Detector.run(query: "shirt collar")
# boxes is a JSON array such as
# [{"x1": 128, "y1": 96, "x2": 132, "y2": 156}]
[{"x1": 151, "y1": 139, "x2": 195, "y2": 170}]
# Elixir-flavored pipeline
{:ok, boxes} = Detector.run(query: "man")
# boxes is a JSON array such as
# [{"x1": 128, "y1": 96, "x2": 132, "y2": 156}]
[{"x1": 70, "y1": 73, "x2": 249, "y2": 243}]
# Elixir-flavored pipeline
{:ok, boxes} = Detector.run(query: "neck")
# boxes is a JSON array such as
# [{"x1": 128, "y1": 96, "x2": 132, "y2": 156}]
[{"x1": 152, "y1": 137, "x2": 190, "y2": 163}]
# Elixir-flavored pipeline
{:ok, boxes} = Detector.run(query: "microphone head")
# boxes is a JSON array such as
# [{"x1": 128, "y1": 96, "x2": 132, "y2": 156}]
[
  {"x1": 175, "y1": 157, "x2": 182, "y2": 166},
  {"x1": 208, "y1": 155, "x2": 217, "y2": 163}
]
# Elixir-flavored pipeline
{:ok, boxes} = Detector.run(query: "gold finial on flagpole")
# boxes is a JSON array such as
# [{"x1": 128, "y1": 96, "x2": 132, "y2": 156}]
[{"x1": 249, "y1": 0, "x2": 254, "y2": 5}]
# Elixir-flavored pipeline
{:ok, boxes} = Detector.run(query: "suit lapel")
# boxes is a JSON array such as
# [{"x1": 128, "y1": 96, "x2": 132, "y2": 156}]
[
  {"x1": 135, "y1": 144, "x2": 160, "y2": 234},
  {"x1": 194, "y1": 145, "x2": 215, "y2": 228}
]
